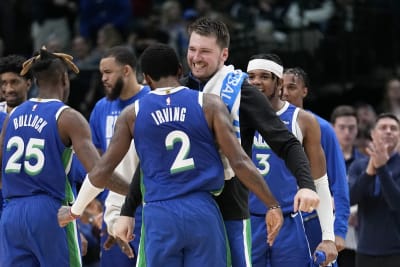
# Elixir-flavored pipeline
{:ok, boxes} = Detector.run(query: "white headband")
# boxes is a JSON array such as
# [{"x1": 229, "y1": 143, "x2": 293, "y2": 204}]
[{"x1": 247, "y1": 59, "x2": 283, "y2": 78}]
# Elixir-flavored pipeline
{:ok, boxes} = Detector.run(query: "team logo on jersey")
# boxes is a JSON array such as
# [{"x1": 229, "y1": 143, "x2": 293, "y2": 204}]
[
  {"x1": 166, "y1": 97, "x2": 171, "y2": 106},
  {"x1": 32, "y1": 104, "x2": 37, "y2": 111}
]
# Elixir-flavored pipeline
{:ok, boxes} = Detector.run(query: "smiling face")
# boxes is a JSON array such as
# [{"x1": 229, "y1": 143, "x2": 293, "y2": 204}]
[
  {"x1": 372, "y1": 116, "x2": 400, "y2": 153},
  {"x1": 187, "y1": 32, "x2": 228, "y2": 82},
  {"x1": 0, "y1": 72, "x2": 30, "y2": 109},
  {"x1": 247, "y1": 69, "x2": 279, "y2": 99}
]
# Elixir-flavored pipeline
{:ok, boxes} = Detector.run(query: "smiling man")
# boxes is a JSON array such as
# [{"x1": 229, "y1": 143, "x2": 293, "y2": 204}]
[{"x1": 0, "y1": 55, "x2": 32, "y2": 114}]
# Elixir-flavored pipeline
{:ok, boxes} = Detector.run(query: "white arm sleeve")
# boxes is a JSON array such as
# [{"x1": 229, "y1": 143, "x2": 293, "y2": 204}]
[
  {"x1": 104, "y1": 140, "x2": 139, "y2": 236},
  {"x1": 315, "y1": 174, "x2": 335, "y2": 241},
  {"x1": 71, "y1": 175, "x2": 104, "y2": 216}
]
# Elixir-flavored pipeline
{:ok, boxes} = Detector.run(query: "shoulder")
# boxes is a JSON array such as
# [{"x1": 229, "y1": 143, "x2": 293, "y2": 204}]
[
  {"x1": 314, "y1": 113, "x2": 333, "y2": 131},
  {"x1": 203, "y1": 92, "x2": 225, "y2": 110},
  {"x1": 297, "y1": 109, "x2": 319, "y2": 129},
  {"x1": 92, "y1": 97, "x2": 110, "y2": 110}
]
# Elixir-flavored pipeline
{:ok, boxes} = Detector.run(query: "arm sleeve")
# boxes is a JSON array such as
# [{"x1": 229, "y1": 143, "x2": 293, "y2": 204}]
[
  {"x1": 120, "y1": 164, "x2": 142, "y2": 217},
  {"x1": 377, "y1": 164, "x2": 400, "y2": 211},
  {"x1": 315, "y1": 175, "x2": 335, "y2": 241},
  {"x1": 239, "y1": 82, "x2": 315, "y2": 191},
  {"x1": 319, "y1": 120, "x2": 349, "y2": 239}
]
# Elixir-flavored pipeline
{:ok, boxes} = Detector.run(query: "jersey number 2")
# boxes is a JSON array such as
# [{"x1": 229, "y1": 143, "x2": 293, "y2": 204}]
[{"x1": 165, "y1": 130, "x2": 195, "y2": 174}]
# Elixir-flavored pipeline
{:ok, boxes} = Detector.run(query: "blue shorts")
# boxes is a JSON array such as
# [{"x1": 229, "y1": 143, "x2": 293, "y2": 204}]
[
  {"x1": 251, "y1": 212, "x2": 312, "y2": 267},
  {"x1": 225, "y1": 219, "x2": 252, "y2": 267},
  {"x1": 304, "y1": 215, "x2": 339, "y2": 267},
  {"x1": 303, "y1": 214, "x2": 321, "y2": 254},
  {"x1": 100, "y1": 205, "x2": 142, "y2": 266},
  {"x1": 136, "y1": 192, "x2": 229, "y2": 267},
  {"x1": 0, "y1": 195, "x2": 81, "y2": 267}
]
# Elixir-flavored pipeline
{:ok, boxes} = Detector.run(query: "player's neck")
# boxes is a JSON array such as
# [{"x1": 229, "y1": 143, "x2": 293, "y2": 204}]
[{"x1": 153, "y1": 77, "x2": 181, "y2": 89}]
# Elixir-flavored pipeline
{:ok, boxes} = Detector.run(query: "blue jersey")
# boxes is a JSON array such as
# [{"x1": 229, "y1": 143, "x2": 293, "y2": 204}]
[
  {"x1": 89, "y1": 86, "x2": 150, "y2": 202},
  {"x1": 250, "y1": 101, "x2": 300, "y2": 215},
  {"x1": 89, "y1": 86, "x2": 150, "y2": 152},
  {"x1": 0, "y1": 111, "x2": 8, "y2": 218},
  {"x1": 134, "y1": 86, "x2": 225, "y2": 202},
  {"x1": 1, "y1": 99, "x2": 74, "y2": 202},
  {"x1": 89, "y1": 86, "x2": 150, "y2": 267}
]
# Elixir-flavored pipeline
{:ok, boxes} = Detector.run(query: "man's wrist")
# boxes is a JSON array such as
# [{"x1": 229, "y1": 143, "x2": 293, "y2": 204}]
[{"x1": 69, "y1": 207, "x2": 80, "y2": 220}]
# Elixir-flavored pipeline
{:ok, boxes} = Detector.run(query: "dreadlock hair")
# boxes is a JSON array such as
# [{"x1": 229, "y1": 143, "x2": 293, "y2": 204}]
[
  {"x1": 139, "y1": 43, "x2": 180, "y2": 82},
  {"x1": 188, "y1": 16, "x2": 230, "y2": 49},
  {"x1": 103, "y1": 46, "x2": 137, "y2": 70},
  {"x1": 20, "y1": 47, "x2": 79, "y2": 87},
  {"x1": 249, "y1": 53, "x2": 283, "y2": 81},
  {"x1": 0, "y1": 55, "x2": 32, "y2": 80},
  {"x1": 283, "y1": 67, "x2": 310, "y2": 88},
  {"x1": 31, "y1": 50, "x2": 69, "y2": 86}
]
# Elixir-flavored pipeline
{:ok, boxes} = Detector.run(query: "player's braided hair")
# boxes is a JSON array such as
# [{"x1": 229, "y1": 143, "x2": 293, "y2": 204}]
[{"x1": 20, "y1": 46, "x2": 79, "y2": 76}]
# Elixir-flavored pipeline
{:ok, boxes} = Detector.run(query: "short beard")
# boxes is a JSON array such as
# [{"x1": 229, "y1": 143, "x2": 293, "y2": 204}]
[{"x1": 106, "y1": 78, "x2": 124, "y2": 100}]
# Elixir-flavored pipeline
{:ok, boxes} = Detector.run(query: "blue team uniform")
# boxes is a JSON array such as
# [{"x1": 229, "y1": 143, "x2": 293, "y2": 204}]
[
  {"x1": 0, "y1": 111, "x2": 8, "y2": 219},
  {"x1": 134, "y1": 86, "x2": 228, "y2": 267},
  {"x1": 250, "y1": 101, "x2": 312, "y2": 267},
  {"x1": 302, "y1": 113, "x2": 350, "y2": 263},
  {"x1": 0, "y1": 99, "x2": 81, "y2": 267},
  {"x1": 89, "y1": 85, "x2": 150, "y2": 266}
]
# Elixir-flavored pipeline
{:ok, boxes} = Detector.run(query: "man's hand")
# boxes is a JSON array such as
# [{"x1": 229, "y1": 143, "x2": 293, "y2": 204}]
[
  {"x1": 265, "y1": 207, "x2": 283, "y2": 246},
  {"x1": 58, "y1": 206, "x2": 77, "y2": 227},
  {"x1": 293, "y1": 188, "x2": 320, "y2": 213},
  {"x1": 114, "y1": 216, "x2": 135, "y2": 243},
  {"x1": 335, "y1": 235, "x2": 345, "y2": 252},
  {"x1": 315, "y1": 240, "x2": 338, "y2": 266},
  {"x1": 103, "y1": 235, "x2": 134, "y2": 258}
]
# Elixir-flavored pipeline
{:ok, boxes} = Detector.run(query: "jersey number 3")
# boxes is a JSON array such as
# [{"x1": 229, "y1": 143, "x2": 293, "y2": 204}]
[{"x1": 5, "y1": 136, "x2": 45, "y2": 175}]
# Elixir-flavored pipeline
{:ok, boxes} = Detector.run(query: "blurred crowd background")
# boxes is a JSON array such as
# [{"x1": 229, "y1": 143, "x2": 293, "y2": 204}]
[{"x1": 1, "y1": 0, "x2": 400, "y2": 120}]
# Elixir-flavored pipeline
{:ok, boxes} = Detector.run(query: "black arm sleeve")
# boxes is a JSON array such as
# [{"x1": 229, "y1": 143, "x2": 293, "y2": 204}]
[
  {"x1": 239, "y1": 81, "x2": 316, "y2": 191},
  {"x1": 120, "y1": 163, "x2": 142, "y2": 217}
]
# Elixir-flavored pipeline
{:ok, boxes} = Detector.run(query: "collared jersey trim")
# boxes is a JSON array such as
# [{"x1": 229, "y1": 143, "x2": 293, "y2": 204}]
[
  {"x1": 150, "y1": 86, "x2": 186, "y2": 95},
  {"x1": 29, "y1": 98, "x2": 63, "y2": 103}
]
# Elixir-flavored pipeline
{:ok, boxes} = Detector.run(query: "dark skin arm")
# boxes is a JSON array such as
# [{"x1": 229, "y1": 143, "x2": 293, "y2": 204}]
[
  {"x1": 58, "y1": 108, "x2": 129, "y2": 195},
  {"x1": 58, "y1": 106, "x2": 134, "y2": 227},
  {"x1": 298, "y1": 109, "x2": 337, "y2": 264},
  {"x1": 204, "y1": 93, "x2": 283, "y2": 245},
  {"x1": 115, "y1": 93, "x2": 283, "y2": 245}
]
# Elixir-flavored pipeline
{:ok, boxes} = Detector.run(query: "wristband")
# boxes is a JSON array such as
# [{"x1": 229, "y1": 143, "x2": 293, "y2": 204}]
[
  {"x1": 269, "y1": 204, "x2": 281, "y2": 210},
  {"x1": 69, "y1": 207, "x2": 80, "y2": 220}
]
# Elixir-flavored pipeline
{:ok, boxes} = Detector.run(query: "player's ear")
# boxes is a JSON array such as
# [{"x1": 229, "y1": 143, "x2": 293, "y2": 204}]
[
  {"x1": 177, "y1": 64, "x2": 183, "y2": 79},
  {"x1": 143, "y1": 73, "x2": 154, "y2": 89}
]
